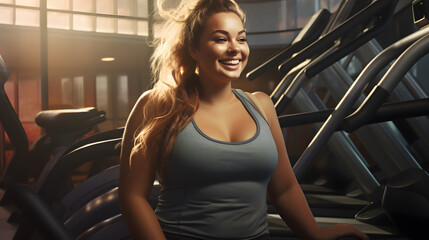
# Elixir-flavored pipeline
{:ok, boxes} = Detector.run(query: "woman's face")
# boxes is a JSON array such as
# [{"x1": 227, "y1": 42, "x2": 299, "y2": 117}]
[{"x1": 190, "y1": 11, "x2": 249, "y2": 85}]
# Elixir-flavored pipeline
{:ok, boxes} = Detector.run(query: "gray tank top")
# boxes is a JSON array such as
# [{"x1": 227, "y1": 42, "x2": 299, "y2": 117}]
[{"x1": 156, "y1": 89, "x2": 278, "y2": 239}]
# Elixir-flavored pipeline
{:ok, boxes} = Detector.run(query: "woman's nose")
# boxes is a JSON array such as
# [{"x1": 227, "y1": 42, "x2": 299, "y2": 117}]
[{"x1": 227, "y1": 41, "x2": 240, "y2": 55}]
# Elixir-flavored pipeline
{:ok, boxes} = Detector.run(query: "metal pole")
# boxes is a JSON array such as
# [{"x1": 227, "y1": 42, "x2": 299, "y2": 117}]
[
  {"x1": 40, "y1": 0, "x2": 48, "y2": 110},
  {"x1": 148, "y1": 0, "x2": 155, "y2": 43}
]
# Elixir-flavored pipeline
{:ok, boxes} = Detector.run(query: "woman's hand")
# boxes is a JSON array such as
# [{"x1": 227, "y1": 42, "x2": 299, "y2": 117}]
[{"x1": 315, "y1": 223, "x2": 369, "y2": 240}]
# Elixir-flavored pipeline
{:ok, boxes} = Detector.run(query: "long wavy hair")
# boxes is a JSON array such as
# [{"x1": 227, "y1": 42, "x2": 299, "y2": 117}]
[{"x1": 130, "y1": 0, "x2": 246, "y2": 173}]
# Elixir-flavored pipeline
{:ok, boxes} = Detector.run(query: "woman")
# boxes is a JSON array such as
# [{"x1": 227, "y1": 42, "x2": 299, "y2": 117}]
[{"x1": 119, "y1": 0, "x2": 368, "y2": 239}]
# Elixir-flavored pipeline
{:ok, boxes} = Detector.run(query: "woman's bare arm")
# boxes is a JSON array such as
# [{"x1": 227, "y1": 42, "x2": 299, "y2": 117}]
[
  {"x1": 253, "y1": 92, "x2": 368, "y2": 240},
  {"x1": 118, "y1": 90, "x2": 166, "y2": 240}
]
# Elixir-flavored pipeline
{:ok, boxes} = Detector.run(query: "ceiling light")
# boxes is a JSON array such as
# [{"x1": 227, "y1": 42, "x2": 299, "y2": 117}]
[{"x1": 101, "y1": 57, "x2": 115, "y2": 62}]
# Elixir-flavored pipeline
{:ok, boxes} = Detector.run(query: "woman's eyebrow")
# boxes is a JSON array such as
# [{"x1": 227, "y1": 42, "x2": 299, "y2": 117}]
[{"x1": 211, "y1": 29, "x2": 246, "y2": 35}]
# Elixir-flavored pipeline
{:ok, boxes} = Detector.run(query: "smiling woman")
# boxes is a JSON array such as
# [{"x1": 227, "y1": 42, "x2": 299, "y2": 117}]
[
  {"x1": 118, "y1": 0, "x2": 368, "y2": 240},
  {"x1": 189, "y1": 12, "x2": 249, "y2": 87}
]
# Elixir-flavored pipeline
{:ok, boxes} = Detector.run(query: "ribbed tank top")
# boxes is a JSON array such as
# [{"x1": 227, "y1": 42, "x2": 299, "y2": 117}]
[{"x1": 155, "y1": 89, "x2": 278, "y2": 239}]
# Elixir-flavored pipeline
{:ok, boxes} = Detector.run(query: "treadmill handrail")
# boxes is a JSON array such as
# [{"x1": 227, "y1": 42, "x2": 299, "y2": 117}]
[
  {"x1": 278, "y1": 98, "x2": 429, "y2": 129},
  {"x1": 292, "y1": 26, "x2": 429, "y2": 179},
  {"x1": 304, "y1": 1, "x2": 396, "y2": 79},
  {"x1": 342, "y1": 32, "x2": 429, "y2": 133},
  {"x1": 278, "y1": 0, "x2": 398, "y2": 75},
  {"x1": 246, "y1": 9, "x2": 331, "y2": 81}
]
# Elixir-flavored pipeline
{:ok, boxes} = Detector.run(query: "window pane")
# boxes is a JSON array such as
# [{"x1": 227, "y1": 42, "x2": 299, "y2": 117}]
[
  {"x1": 48, "y1": 11, "x2": 70, "y2": 29},
  {"x1": 137, "y1": 0, "x2": 147, "y2": 18},
  {"x1": 61, "y1": 78, "x2": 72, "y2": 106},
  {"x1": 118, "y1": 19, "x2": 135, "y2": 35},
  {"x1": 73, "y1": 76, "x2": 84, "y2": 108},
  {"x1": 153, "y1": 22, "x2": 162, "y2": 38},
  {"x1": 96, "y1": 17, "x2": 115, "y2": 33},
  {"x1": 16, "y1": 8, "x2": 39, "y2": 27},
  {"x1": 73, "y1": 0, "x2": 94, "y2": 13},
  {"x1": 19, "y1": 74, "x2": 41, "y2": 122},
  {"x1": 16, "y1": 0, "x2": 39, "y2": 7},
  {"x1": 73, "y1": 14, "x2": 94, "y2": 31},
  {"x1": 137, "y1": 20, "x2": 148, "y2": 36},
  {"x1": 118, "y1": 0, "x2": 133, "y2": 16},
  {"x1": 96, "y1": 75, "x2": 110, "y2": 114},
  {"x1": 0, "y1": 0, "x2": 13, "y2": 4},
  {"x1": 0, "y1": 7, "x2": 13, "y2": 24},
  {"x1": 117, "y1": 75, "x2": 129, "y2": 118},
  {"x1": 96, "y1": 0, "x2": 114, "y2": 14},
  {"x1": 47, "y1": 0, "x2": 69, "y2": 10}
]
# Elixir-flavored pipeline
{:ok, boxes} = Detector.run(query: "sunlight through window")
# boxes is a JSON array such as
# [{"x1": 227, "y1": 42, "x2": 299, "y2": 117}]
[
  {"x1": 16, "y1": 0, "x2": 39, "y2": 7},
  {"x1": 137, "y1": 0, "x2": 148, "y2": 18},
  {"x1": 0, "y1": 7, "x2": 13, "y2": 24},
  {"x1": 73, "y1": 14, "x2": 94, "y2": 31},
  {"x1": 73, "y1": 76, "x2": 85, "y2": 108},
  {"x1": 47, "y1": 0, "x2": 69, "y2": 10},
  {"x1": 48, "y1": 12, "x2": 70, "y2": 30},
  {"x1": 2, "y1": 0, "x2": 148, "y2": 36},
  {"x1": 96, "y1": 17, "x2": 115, "y2": 33},
  {"x1": 137, "y1": 20, "x2": 148, "y2": 36},
  {"x1": 117, "y1": 75, "x2": 129, "y2": 118},
  {"x1": 96, "y1": 75, "x2": 110, "y2": 116},
  {"x1": 73, "y1": 0, "x2": 93, "y2": 13},
  {"x1": 118, "y1": 19, "x2": 135, "y2": 35},
  {"x1": 16, "y1": 8, "x2": 39, "y2": 27},
  {"x1": 96, "y1": 0, "x2": 114, "y2": 15},
  {"x1": 61, "y1": 78, "x2": 72, "y2": 106},
  {"x1": 118, "y1": 0, "x2": 133, "y2": 16}
]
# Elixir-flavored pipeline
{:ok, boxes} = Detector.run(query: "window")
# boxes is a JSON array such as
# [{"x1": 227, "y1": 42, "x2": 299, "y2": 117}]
[
  {"x1": 96, "y1": 0, "x2": 114, "y2": 15},
  {"x1": 73, "y1": 14, "x2": 94, "y2": 31},
  {"x1": 72, "y1": 76, "x2": 85, "y2": 108},
  {"x1": 118, "y1": 0, "x2": 133, "y2": 16},
  {"x1": 96, "y1": 75, "x2": 110, "y2": 114},
  {"x1": 61, "y1": 78, "x2": 72, "y2": 106},
  {"x1": 96, "y1": 16, "x2": 115, "y2": 33},
  {"x1": 117, "y1": 75, "x2": 129, "y2": 118},
  {"x1": 16, "y1": 0, "x2": 39, "y2": 7},
  {"x1": 0, "y1": 0, "x2": 149, "y2": 37},
  {"x1": 15, "y1": 8, "x2": 39, "y2": 27},
  {"x1": 73, "y1": 0, "x2": 93, "y2": 12},
  {"x1": 0, "y1": 7, "x2": 13, "y2": 24},
  {"x1": 47, "y1": 0, "x2": 69, "y2": 10},
  {"x1": 48, "y1": 11, "x2": 70, "y2": 29}
]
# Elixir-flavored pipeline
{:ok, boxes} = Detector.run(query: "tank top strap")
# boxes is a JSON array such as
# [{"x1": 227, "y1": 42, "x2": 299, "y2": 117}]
[{"x1": 232, "y1": 89, "x2": 269, "y2": 126}]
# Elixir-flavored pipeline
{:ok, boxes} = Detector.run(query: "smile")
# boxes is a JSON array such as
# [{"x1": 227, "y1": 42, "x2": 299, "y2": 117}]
[{"x1": 219, "y1": 59, "x2": 240, "y2": 65}]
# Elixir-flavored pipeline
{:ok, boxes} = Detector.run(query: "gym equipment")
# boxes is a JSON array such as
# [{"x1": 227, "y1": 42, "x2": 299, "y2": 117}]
[
  {"x1": 273, "y1": 0, "x2": 399, "y2": 113},
  {"x1": 0, "y1": 54, "x2": 124, "y2": 239}
]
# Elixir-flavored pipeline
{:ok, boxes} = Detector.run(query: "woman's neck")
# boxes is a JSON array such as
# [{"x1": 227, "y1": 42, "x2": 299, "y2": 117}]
[{"x1": 198, "y1": 80, "x2": 235, "y2": 105}]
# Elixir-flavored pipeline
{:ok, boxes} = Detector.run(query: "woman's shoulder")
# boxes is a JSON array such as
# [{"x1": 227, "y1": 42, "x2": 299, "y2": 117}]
[
  {"x1": 239, "y1": 90, "x2": 276, "y2": 124},
  {"x1": 248, "y1": 91, "x2": 271, "y2": 104},
  {"x1": 126, "y1": 90, "x2": 154, "y2": 125},
  {"x1": 240, "y1": 90, "x2": 273, "y2": 111},
  {"x1": 135, "y1": 89, "x2": 153, "y2": 108}
]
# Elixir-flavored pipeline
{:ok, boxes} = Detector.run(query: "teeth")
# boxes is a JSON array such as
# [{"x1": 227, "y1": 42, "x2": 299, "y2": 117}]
[{"x1": 220, "y1": 60, "x2": 239, "y2": 65}]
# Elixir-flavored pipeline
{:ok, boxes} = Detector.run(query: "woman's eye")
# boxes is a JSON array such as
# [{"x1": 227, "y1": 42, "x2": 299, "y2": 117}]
[
  {"x1": 239, "y1": 38, "x2": 247, "y2": 43},
  {"x1": 215, "y1": 38, "x2": 227, "y2": 43}
]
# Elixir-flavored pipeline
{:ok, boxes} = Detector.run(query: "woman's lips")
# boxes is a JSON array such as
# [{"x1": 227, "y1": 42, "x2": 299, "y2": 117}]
[{"x1": 219, "y1": 59, "x2": 240, "y2": 70}]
